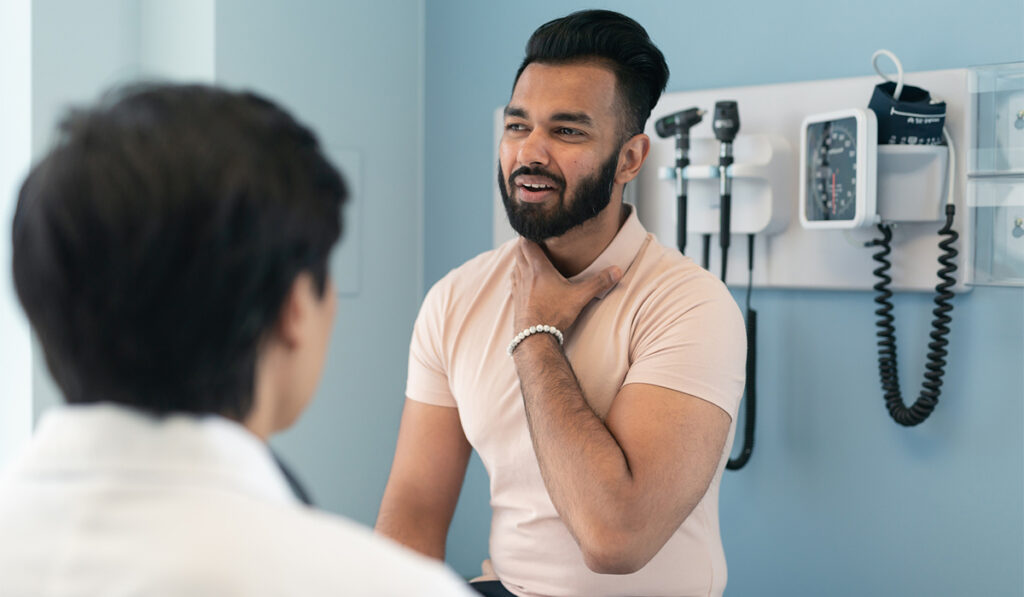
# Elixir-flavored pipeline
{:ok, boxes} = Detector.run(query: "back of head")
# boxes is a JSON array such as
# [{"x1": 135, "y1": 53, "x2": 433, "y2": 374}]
[
  {"x1": 514, "y1": 9, "x2": 670, "y2": 137},
  {"x1": 12, "y1": 83, "x2": 347, "y2": 421}
]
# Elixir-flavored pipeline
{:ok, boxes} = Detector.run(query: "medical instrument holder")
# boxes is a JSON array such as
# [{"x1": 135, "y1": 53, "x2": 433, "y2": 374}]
[{"x1": 657, "y1": 133, "x2": 792, "y2": 238}]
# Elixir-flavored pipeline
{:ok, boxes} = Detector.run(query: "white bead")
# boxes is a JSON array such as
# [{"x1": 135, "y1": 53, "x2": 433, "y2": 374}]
[{"x1": 508, "y1": 324, "x2": 565, "y2": 356}]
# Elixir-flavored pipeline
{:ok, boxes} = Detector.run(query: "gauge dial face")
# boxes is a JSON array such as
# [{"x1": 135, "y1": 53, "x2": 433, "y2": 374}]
[{"x1": 805, "y1": 116, "x2": 859, "y2": 222}]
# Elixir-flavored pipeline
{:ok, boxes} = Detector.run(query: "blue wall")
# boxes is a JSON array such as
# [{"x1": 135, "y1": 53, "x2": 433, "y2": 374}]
[
  {"x1": 425, "y1": 1, "x2": 1024, "y2": 594},
  {"x1": 213, "y1": 0, "x2": 426, "y2": 528}
]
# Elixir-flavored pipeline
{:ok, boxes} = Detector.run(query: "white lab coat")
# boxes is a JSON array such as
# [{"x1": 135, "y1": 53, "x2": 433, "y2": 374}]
[{"x1": 0, "y1": 403, "x2": 473, "y2": 597}]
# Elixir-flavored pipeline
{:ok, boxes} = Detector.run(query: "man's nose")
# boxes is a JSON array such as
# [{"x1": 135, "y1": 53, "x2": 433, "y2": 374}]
[{"x1": 517, "y1": 129, "x2": 550, "y2": 167}]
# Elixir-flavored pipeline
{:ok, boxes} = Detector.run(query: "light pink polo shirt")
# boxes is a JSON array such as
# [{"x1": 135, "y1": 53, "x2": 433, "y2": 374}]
[{"x1": 407, "y1": 208, "x2": 746, "y2": 597}]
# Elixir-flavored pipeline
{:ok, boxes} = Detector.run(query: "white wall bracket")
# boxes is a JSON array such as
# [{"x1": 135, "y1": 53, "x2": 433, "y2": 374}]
[{"x1": 636, "y1": 69, "x2": 972, "y2": 292}]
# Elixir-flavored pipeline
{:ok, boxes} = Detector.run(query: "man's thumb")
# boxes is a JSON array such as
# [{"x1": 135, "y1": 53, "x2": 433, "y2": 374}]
[{"x1": 586, "y1": 266, "x2": 622, "y2": 298}]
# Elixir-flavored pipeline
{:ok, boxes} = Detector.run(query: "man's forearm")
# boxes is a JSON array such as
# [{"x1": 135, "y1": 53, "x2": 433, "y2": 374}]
[
  {"x1": 512, "y1": 333, "x2": 637, "y2": 548},
  {"x1": 375, "y1": 501, "x2": 450, "y2": 560}
]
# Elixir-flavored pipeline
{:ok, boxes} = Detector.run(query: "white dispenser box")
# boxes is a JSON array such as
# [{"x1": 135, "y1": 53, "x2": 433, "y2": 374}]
[{"x1": 968, "y1": 62, "x2": 1024, "y2": 287}]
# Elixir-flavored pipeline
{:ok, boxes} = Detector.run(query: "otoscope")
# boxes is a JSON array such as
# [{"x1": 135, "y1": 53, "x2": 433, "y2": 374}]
[
  {"x1": 710, "y1": 99, "x2": 755, "y2": 471},
  {"x1": 655, "y1": 107, "x2": 704, "y2": 255},
  {"x1": 712, "y1": 101, "x2": 739, "y2": 281}
]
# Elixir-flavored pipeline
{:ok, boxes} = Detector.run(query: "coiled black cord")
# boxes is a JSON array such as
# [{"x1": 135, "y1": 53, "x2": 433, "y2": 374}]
[{"x1": 868, "y1": 204, "x2": 958, "y2": 426}]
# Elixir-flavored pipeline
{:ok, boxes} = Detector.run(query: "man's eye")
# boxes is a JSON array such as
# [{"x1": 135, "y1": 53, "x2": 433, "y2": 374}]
[
  {"x1": 556, "y1": 127, "x2": 583, "y2": 136},
  {"x1": 505, "y1": 123, "x2": 527, "y2": 132}
]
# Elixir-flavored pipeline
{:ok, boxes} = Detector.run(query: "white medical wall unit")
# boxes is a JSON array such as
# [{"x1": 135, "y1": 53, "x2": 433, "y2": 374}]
[
  {"x1": 968, "y1": 62, "x2": 1024, "y2": 287},
  {"x1": 494, "y1": 69, "x2": 974, "y2": 292}
]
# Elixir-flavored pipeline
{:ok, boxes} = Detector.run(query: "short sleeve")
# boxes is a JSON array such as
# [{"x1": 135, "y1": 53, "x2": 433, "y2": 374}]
[
  {"x1": 623, "y1": 275, "x2": 747, "y2": 419},
  {"x1": 405, "y1": 281, "x2": 458, "y2": 407}
]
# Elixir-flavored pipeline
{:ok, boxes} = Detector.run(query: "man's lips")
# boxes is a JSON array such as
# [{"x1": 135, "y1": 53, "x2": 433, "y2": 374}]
[{"x1": 512, "y1": 175, "x2": 560, "y2": 203}]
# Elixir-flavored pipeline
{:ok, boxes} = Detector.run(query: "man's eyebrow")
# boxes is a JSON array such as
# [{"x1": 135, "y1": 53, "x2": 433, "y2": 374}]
[
  {"x1": 550, "y1": 112, "x2": 593, "y2": 126},
  {"x1": 503, "y1": 106, "x2": 593, "y2": 127},
  {"x1": 504, "y1": 106, "x2": 527, "y2": 119}
]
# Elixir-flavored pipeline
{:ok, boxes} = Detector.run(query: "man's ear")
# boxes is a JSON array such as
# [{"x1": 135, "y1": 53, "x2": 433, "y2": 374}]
[
  {"x1": 274, "y1": 272, "x2": 316, "y2": 350},
  {"x1": 615, "y1": 133, "x2": 651, "y2": 185}
]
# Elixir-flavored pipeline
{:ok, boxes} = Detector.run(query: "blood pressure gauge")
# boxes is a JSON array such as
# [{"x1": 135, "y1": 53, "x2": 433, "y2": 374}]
[{"x1": 799, "y1": 108, "x2": 878, "y2": 229}]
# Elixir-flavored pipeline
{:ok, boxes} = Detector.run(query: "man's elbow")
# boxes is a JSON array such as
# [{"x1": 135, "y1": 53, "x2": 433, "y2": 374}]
[
  {"x1": 578, "y1": 527, "x2": 657, "y2": 575},
  {"x1": 574, "y1": 491, "x2": 703, "y2": 574},
  {"x1": 582, "y1": 550, "x2": 648, "y2": 575}
]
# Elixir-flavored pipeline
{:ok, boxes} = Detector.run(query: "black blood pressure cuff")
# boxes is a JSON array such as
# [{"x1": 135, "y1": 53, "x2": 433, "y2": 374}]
[{"x1": 868, "y1": 81, "x2": 946, "y2": 145}]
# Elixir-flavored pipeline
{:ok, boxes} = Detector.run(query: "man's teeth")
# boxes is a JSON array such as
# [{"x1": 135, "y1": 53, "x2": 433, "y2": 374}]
[{"x1": 523, "y1": 183, "x2": 552, "y2": 190}]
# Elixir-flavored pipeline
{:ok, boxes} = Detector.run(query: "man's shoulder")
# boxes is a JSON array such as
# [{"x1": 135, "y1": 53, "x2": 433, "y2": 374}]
[
  {"x1": 423, "y1": 240, "x2": 517, "y2": 303},
  {"x1": 630, "y1": 235, "x2": 731, "y2": 301}
]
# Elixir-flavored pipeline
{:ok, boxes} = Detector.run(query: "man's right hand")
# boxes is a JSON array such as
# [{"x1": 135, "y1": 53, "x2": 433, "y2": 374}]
[{"x1": 511, "y1": 238, "x2": 622, "y2": 334}]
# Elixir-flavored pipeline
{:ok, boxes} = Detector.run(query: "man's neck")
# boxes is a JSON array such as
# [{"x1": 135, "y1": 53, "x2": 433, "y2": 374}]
[{"x1": 542, "y1": 201, "x2": 629, "y2": 278}]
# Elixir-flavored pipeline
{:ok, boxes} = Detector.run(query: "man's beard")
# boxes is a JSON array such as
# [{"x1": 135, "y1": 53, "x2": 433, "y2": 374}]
[{"x1": 498, "y1": 149, "x2": 619, "y2": 243}]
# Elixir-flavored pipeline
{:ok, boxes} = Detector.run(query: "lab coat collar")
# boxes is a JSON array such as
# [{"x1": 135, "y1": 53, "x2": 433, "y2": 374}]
[{"x1": 13, "y1": 403, "x2": 297, "y2": 506}]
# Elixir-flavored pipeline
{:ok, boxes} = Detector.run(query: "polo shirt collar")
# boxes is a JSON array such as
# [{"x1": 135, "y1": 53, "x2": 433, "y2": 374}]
[{"x1": 567, "y1": 205, "x2": 648, "y2": 299}]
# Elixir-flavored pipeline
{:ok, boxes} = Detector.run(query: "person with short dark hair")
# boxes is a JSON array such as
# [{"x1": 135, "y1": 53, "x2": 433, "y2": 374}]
[
  {"x1": 376, "y1": 10, "x2": 746, "y2": 597},
  {"x1": 0, "y1": 83, "x2": 473, "y2": 596}
]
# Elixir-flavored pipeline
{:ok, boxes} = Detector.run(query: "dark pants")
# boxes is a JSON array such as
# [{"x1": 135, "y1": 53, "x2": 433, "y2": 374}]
[{"x1": 470, "y1": 580, "x2": 517, "y2": 597}]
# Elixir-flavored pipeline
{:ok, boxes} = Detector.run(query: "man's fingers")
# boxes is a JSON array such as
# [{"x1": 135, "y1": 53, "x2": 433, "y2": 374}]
[{"x1": 519, "y1": 239, "x2": 556, "y2": 274}]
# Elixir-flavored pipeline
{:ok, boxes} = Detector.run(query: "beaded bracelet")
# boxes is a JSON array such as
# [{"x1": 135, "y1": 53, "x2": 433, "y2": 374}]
[{"x1": 507, "y1": 324, "x2": 564, "y2": 356}]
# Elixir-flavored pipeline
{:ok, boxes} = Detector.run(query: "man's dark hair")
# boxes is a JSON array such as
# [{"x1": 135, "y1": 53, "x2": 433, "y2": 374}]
[
  {"x1": 11, "y1": 83, "x2": 347, "y2": 421},
  {"x1": 513, "y1": 9, "x2": 669, "y2": 137}
]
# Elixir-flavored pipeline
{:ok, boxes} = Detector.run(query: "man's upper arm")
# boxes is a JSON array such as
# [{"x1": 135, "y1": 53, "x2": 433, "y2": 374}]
[
  {"x1": 605, "y1": 383, "x2": 731, "y2": 530},
  {"x1": 376, "y1": 399, "x2": 471, "y2": 559},
  {"x1": 602, "y1": 274, "x2": 745, "y2": 549},
  {"x1": 383, "y1": 399, "x2": 471, "y2": 509},
  {"x1": 379, "y1": 276, "x2": 469, "y2": 556},
  {"x1": 623, "y1": 274, "x2": 747, "y2": 419},
  {"x1": 406, "y1": 280, "x2": 459, "y2": 408}
]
